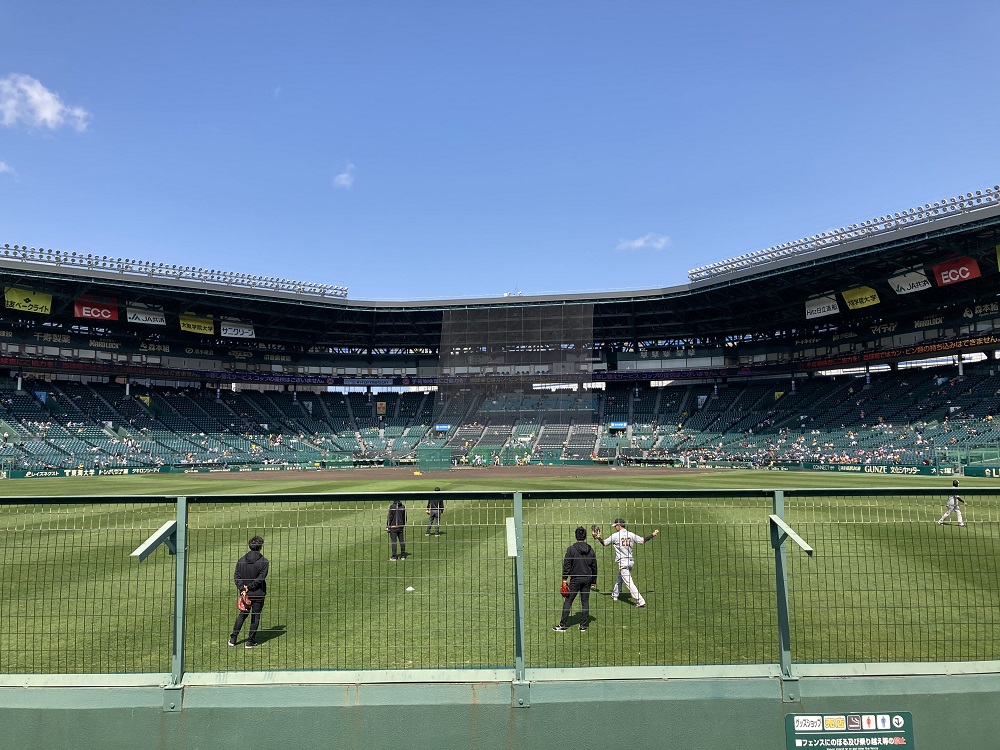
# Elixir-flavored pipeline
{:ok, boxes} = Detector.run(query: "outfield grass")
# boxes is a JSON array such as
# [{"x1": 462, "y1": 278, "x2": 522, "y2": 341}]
[
  {"x1": 0, "y1": 465, "x2": 988, "y2": 497},
  {"x1": 1, "y1": 469, "x2": 997, "y2": 674}
]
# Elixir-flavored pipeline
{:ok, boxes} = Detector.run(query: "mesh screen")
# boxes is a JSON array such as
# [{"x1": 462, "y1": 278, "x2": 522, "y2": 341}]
[
  {"x1": 523, "y1": 493, "x2": 776, "y2": 667},
  {"x1": 188, "y1": 496, "x2": 515, "y2": 671},
  {"x1": 4, "y1": 490, "x2": 999, "y2": 675},
  {"x1": 0, "y1": 501, "x2": 175, "y2": 673},
  {"x1": 435, "y1": 305, "x2": 597, "y2": 463},
  {"x1": 785, "y1": 489, "x2": 1000, "y2": 662}
]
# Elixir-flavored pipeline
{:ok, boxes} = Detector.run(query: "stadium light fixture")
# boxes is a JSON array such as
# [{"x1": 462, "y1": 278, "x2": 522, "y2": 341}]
[
  {"x1": 0, "y1": 241, "x2": 349, "y2": 299},
  {"x1": 687, "y1": 182, "x2": 1000, "y2": 282}
]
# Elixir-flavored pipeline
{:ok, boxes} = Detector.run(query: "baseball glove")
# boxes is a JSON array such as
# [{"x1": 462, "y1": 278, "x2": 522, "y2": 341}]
[
  {"x1": 560, "y1": 581, "x2": 570, "y2": 597},
  {"x1": 591, "y1": 524, "x2": 602, "y2": 538}
]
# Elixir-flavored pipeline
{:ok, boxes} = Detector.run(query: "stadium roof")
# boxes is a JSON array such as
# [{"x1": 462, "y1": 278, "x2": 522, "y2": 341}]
[{"x1": 2, "y1": 186, "x2": 1000, "y2": 355}]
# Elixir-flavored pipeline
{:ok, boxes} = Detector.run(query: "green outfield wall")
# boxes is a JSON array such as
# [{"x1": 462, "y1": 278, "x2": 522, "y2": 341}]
[{"x1": 3, "y1": 669, "x2": 1000, "y2": 750}]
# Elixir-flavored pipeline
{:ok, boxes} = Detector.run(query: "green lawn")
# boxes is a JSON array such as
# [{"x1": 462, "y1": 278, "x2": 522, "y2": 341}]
[{"x1": 1, "y1": 469, "x2": 996, "y2": 674}]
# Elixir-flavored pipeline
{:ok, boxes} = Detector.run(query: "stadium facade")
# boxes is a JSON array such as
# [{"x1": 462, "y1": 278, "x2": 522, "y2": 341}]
[
  {"x1": 0, "y1": 185, "x2": 999, "y2": 475},
  {"x1": 3, "y1": 186, "x2": 999, "y2": 383}
]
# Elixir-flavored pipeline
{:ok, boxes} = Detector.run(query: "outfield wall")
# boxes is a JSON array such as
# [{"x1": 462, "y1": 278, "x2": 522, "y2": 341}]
[{"x1": 6, "y1": 668, "x2": 1000, "y2": 750}]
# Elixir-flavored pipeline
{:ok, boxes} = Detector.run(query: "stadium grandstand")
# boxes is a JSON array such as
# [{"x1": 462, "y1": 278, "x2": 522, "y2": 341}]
[{"x1": 2, "y1": 184, "x2": 1000, "y2": 477}]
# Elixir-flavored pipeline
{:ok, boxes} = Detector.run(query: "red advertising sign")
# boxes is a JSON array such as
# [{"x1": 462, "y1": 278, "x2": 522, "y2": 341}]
[
  {"x1": 74, "y1": 296, "x2": 119, "y2": 321},
  {"x1": 932, "y1": 257, "x2": 981, "y2": 287}
]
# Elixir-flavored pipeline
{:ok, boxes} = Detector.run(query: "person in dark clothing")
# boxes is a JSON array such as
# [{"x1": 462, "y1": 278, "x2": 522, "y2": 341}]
[
  {"x1": 387, "y1": 499, "x2": 407, "y2": 560},
  {"x1": 229, "y1": 535, "x2": 269, "y2": 649},
  {"x1": 425, "y1": 486, "x2": 444, "y2": 536},
  {"x1": 553, "y1": 526, "x2": 598, "y2": 632}
]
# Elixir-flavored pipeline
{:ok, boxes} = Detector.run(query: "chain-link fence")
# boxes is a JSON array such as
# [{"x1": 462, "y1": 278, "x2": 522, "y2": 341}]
[
  {"x1": 522, "y1": 491, "x2": 777, "y2": 667},
  {"x1": 0, "y1": 499, "x2": 175, "y2": 673},
  {"x1": 2, "y1": 488, "x2": 998, "y2": 676},
  {"x1": 785, "y1": 488, "x2": 1000, "y2": 663}
]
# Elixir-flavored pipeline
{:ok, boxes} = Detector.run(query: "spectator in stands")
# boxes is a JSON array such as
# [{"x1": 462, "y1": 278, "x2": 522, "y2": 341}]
[
  {"x1": 387, "y1": 498, "x2": 407, "y2": 560},
  {"x1": 228, "y1": 535, "x2": 269, "y2": 649},
  {"x1": 425, "y1": 486, "x2": 444, "y2": 536}
]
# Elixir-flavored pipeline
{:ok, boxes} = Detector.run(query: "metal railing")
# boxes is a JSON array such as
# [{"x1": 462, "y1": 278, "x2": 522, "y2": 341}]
[{"x1": 1, "y1": 489, "x2": 997, "y2": 682}]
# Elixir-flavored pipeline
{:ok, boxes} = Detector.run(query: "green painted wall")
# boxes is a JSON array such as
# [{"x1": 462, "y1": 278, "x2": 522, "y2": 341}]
[{"x1": 3, "y1": 672, "x2": 999, "y2": 749}]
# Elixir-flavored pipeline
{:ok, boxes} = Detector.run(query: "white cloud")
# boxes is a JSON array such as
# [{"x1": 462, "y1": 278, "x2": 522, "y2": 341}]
[
  {"x1": 332, "y1": 162, "x2": 356, "y2": 189},
  {"x1": 0, "y1": 161, "x2": 12, "y2": 175},
  {"x1": 0, "y1": 73, "x2": 89, "y2": 131},
  {"x1": 616, "y1": 233, "x2": 671, "y2": 252}
]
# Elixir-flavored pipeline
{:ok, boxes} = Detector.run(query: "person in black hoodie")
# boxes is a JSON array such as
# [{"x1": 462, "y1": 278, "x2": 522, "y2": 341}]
[
  {"x1": 553, "y1": 526, "x2": 598, "y2": 632},
  {"x1": 386, "y1": 499, "x2": 407, "y2": 560},
  {"x1": 228, "y1": 535, "x2": 269, "y2": 649},
  {"x1": 425, "y1": 487, "x2": 444, "y2": 536}
]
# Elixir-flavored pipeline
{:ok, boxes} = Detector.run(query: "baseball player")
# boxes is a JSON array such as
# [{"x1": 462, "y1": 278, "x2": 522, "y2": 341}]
[
  {"x1": 937, "y1": 479, "x2": 967, "y2": 527},
  {"x1": 592, "y1": 518, "x2": 658, "y2": 607}
]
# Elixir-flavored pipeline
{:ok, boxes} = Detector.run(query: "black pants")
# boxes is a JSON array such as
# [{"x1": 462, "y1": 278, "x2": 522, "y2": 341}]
[
  {"x1": 231, "y1": 597, "x2": 265, "y2": 643},
  {"x1": 559, "y1": 580, "x2": 591, "y2": 627},
  {"x1": 426, "y1": 511, "x2": 441, "y2": 534},
  {"x1": 389, "y1": 529, "x2": 405, "y2": 556}
]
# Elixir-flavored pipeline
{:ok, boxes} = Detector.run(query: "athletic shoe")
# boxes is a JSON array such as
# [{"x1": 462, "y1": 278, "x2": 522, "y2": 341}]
[
  {"x1": 959, "y1": 523, "x2": 967, "y2": 527},
  {"x1": 389, "y1": 556, "x2": 398, "y2": 561},
  {"x1": 245, "y1": 641, "x2": 258, "y2": 650},
  {"x1": 611, "y1": 597, "x2": 618, "y2": 602},
  {"x1": 227, "y1": 637, "x2": 237, "y2": 647},
  {"x1": 579, "y1": 626, "x2": 588, "y2": 632},
  {"x1": 425, "y1": 532, "x2": 430, "y2": 536},
  {"x1": 937, "y1": 521, "x2": 945, "y2": 525},
  {"x1": 552, "y1": 625, "x2": 567, "y2": 632},
  {"x1": 435, "y1": 533, "x2": 440, "y2": 536}
]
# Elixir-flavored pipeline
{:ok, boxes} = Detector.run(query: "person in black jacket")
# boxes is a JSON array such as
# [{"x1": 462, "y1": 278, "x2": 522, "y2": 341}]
[
  {"x1": 229, "y1": 535, "x2": 269, "y2": 649},
  {"x1": 553, "y1": 526, "x2": 598, "y2": 632},
  {"x1": 387, "y1": 499, "x2": 407, "y2": 560}
]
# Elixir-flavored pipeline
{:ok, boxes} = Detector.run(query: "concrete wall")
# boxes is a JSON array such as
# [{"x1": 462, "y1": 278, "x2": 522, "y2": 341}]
[{"x1": 3, "y1": 667, "x2": 999, "y2": 749}]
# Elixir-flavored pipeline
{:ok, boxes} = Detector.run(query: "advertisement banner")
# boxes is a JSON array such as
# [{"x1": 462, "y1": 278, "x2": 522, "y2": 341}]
[
  {"x1": 127, "y1": 303, "x2": 167, "y2": 326},
  {"x1": 805, "y1": 294, "x2": 839, "y2": 319},
  {"x1": 5, "y1": 287, "x2": 52, "y2": 315},
  {"x1": 74, "y1": 296, "x2": 119, "y2": 321},
  {"x1": 888, "y1": 269, "x2": 931, "y2": 295},
  {"x1": 785, "y1": 711, "x2": 914, "y2": 750},
  {"x1": 933, "y1": 256, "x2": 981, "y2": 287},
  {"x1": 179, "y1": 312, "x2": 214, "y2": 335},
  {"x1": 220, "y1": 318, "x2": 255, "y2": 339},
  {"x1": 841, "y1": 286, "x2": 880, "y2": 310}
]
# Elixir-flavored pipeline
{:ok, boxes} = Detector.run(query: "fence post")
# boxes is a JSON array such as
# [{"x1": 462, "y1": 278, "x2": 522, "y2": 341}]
[
  {"x1": 770, "y1": 489, "x2": 798, "y2": 700},
  {"x1": 512, "y1": 491, "x2": 529, "y2": 707},
  {"x1": 170, "y1": 496, "x2": 188, "y2": 691},
  {"x1": 769, "y1": 490, "x2": 815, "y2": 702}
]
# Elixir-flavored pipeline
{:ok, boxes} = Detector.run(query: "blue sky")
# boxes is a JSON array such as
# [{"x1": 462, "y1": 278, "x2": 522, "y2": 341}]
[{"x1": 2, "y1": 2, "x2": 998, "y2": 301}]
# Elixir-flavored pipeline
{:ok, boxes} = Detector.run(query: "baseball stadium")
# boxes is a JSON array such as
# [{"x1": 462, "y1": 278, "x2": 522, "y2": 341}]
[{"x1": 4, "y1": 186, "x2": 1000, "y2": 748}]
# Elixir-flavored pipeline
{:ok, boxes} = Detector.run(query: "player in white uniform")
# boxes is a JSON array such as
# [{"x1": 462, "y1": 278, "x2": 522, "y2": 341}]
[
  {"x1": 593, "y1": 518, "x2": 659, "y2": 607},
  {"x1": 938, "y1": 479, "x2": 967, "y2": 527}
]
